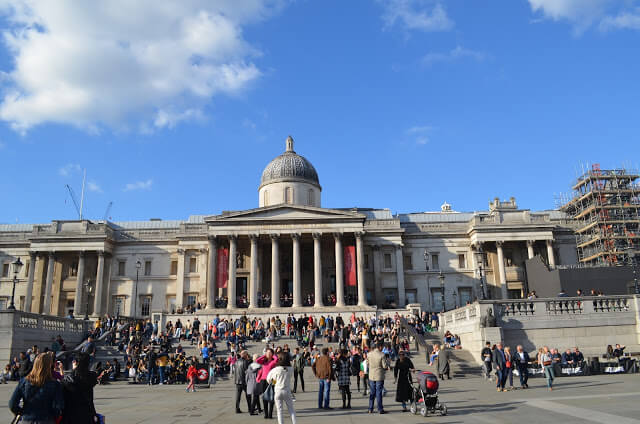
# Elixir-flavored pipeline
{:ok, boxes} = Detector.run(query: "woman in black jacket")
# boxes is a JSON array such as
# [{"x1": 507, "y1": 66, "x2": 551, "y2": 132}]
[{"x1": 61, "y1": 353, "x2": 100, "y2": 424}]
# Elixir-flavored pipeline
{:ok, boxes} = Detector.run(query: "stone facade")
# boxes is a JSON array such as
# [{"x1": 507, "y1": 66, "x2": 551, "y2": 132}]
[{"x1": 0, "y1": 137, "x2": 578, "y2": 318}]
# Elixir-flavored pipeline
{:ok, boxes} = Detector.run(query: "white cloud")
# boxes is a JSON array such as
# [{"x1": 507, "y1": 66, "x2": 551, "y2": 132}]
[
  {"x1": 0, "y1": 1, "x2": 283, "y2": 133},
  {"x1": 242, "y1": 118, "x2": 256, "y2": 129},
  {"x1": 527, "y1": 0, "x2": 640, "y2": 33},
  {"x1": 378, "y1": 0, "x2": 453, "y2": 33},
  {"x1": 124, "y1": 179, "x2": 153, "y2": 192},
  {"x1": 59, "y1": 163, "x2": 82, "y2": 177},
  {"x1": 87, "y1": 181, "x2": 102, "y2": 193},
  {"x1": 406, "y1": 125, "x2": 433, "y2": 145},
  {"x1": 422, "y1": 46, "x2": 486, "y2": 67}
]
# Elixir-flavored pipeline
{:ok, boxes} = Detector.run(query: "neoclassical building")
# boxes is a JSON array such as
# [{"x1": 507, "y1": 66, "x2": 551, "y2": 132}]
[{"x1": 0, "y1": 136, "x2": 578, "y2": 318}]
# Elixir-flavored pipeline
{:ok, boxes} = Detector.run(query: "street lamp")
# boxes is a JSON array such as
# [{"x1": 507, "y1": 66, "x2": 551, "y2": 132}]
[
  {"x1": 83, "y1": 279, "x2": 93, "y2": 320},
  {"x1": 8, "y1": 258, "x2": 23, "y2": 310},
  {"x1": 438, "y1": 271, "x2": 445, "y2": 312},
  {"x1": 135, "y1": 259, "x2": 142, "y2": 318},
  {"x1": 423, "y1": 249, "x2": 430, "y2": 311},
  {"x1": 474, "y1": 246, "x2": 488, "y2": 300},
  {"x1": 626, "y1": 248, "x2": 639, "y2": 295}
]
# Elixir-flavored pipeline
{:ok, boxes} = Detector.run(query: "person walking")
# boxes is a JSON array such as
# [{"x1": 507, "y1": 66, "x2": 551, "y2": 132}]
[
  {"x1": 9, "y1": 352, "x2": 64, "y2": 424},
  {"x1": 234, "y1": 350, "x2": 251, "y2": 414},
  {"x1": 436, "y1": 344, "x2": 451, "y2": 380},
  {"x1": 311, "y1": 347, "x2": 333, "y2": 410},
  {"x1": 336, "y1": 349, "x2": 352, "y2": 409},
  {"x1": 367, "y1": 341, "x2": 389, "y2": 414},
  {"x1": 481, "y1": 341, "x2": 492, "y2": 380},
  {"x1": 514, "y1": 345, "x2": 530, "y2": 389},
  {"x1": 493, "y1": 343, "x2": 507, "y2": 392},
  {"x1": 393, "y1": 351, "x2": 415, "y2": 412},
  {"x1": 360, "y1": 351, "x2": 369, "y2": 396},
  {"x1": 147, "y1": 348, "x2": 158, "y2": 386},
  {"x1": 504, "y1": 346, "x2": 515, "y2": 390},
  {"x1": 539, "y1": 346, "x2": 555, "y2": 391},
  {"x1": 266, "y1": 352, "x2": 297, "y2": 424},
  {"x1": 60, "y1": 353, "x2": 99, "y2": 424},
  {"x1": 292, "y1": 347, "x2": 305, "y2": 393},
  {"x1": 257, "y1": 347, "x2": 278, "y2": 418}
]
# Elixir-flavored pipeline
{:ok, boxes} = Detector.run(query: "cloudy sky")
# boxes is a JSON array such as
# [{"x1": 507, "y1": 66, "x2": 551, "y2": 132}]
[{"x1": 0, "y1": 0, "x2": 638, "y2": 223}]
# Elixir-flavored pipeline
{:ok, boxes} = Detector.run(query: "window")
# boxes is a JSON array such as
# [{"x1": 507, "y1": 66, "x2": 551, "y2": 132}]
[
  {"x1": 144, "y1": 260, "x2": 152, "y2": 276},
  {"x1": 113, "y1": 296, "x2": 125, "y2": 316},
  {"x1": 383, "y1": 289, "x2": 396, "y2": 306},
  {"x1": 458, "y1": 254, "x2": 466, "y2": 269},
  {"x1": 117, "y1": 260, "x2": 126, "y2": 276},
  {"x1": 1, "y1": 263, "x2": 9, "y2": 278},
  {"x1": 384, "y1": 253, "x2": 392, "y2": 269},
  {"x1": 431, "y1": 288, "x2": 444, "y2": 311},
  {"x1": 186, "y1": 294, "x2": 197, "y2": 307},
  {"x1": 0, "y1": 298, "x2": 7, "y2": 310},
  {"x1": 459, "y1": 287, "x2": 473, "y2": 306},
  {"x1": 170, "y1": 260, "x2": 178, "y2": 276},
  {"x1": 431, "y1": 254, "x2": 439, "y2": 271},
  {"x1": 141, "y1": 296, "x2": 152, "y2": 316},
  {"x1": 285, "y1": 187, "x2": 293, "y2": 204},
  {"x1": 189, "y1": 257, "x2": 197, "y2": 273},
  {"x1": 403, "y1": 255, "x2": 413, "y2": 270},
  {"x1": 364, "y1": 254, "x2": 369, "y2": 269},
  {"x1": 308, "y1": 189, "x2": 314, "y2": 206}
]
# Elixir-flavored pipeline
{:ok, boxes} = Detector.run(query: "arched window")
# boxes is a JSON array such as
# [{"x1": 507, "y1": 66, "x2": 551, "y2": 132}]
[
  {"x1": 263, "y1": 190, "x2": 269, "y2": 206},
  {"x1": 285, "y1": 187, "x2": 293, "y2": 204},
  {"x1": 308, "y1": 189, "x2": 314, "y2": 206}
]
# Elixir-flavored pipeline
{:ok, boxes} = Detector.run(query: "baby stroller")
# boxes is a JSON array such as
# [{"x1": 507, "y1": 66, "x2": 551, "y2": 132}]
[{"x1": 409, "y1": 371, "x2": 447, "y2": 417}]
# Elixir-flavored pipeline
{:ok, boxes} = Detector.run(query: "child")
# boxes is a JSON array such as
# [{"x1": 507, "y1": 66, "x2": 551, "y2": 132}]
[{"x1": 186, "y1": 363, "x2": 197, "y2": 392}]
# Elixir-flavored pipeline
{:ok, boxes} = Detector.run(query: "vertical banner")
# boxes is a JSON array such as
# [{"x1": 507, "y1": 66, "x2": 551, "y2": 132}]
[
  {"x1": 216, "y1": 247, "x2": 229, "y2": 288},
  {"x1": 344, "y1": 245, "x2": 356, "y2": 287}
]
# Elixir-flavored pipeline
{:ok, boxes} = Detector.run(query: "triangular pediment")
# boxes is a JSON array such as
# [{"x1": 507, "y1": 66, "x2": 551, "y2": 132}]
[{"x1": 205, "y1": 205, "x2": 365, "y2": 223}]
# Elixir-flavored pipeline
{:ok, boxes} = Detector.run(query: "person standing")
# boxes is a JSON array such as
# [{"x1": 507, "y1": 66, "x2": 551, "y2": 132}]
[
  {"x1": 481, "y1": 341, "x2": 492, "y2": 380},
  {"x1": 292, "y1": 347, "x2": 305, "y2": 393},
  {"x1": 504, "y1": 346, "x2": 514, "y2": 390},
  {"x1": 17, "y1": 352, "x2": 32, "y2": 379},
  {"x1": 493, "y1": 343, "x2": 507, "y2": 392},
  {"x1": 257, "y1": 348, "x2": 278, "y2": 418},
  {"x1": 311, "y1": 347, "x2": 333, "y2": 410},
  {"x1": 9, "y1": 353, "x2": 64, "y2": 423},
  {"x1": 234, "y1": 350, "x2": 251, "y2": 414},
  {"x1": 61, "y1": 353, "x2": 98, "y2": 424},
  {"x1": 436, "y1": 344, "x2": 451, "y2": 380},
  {"x1": 147, "y1": 348, "x2": 158, "y2": 386},
  {"x1": 266, "y1": 352, "x2": 297, "y2": 424},
  {"x1": 246, "y1": 354, "x2": 263, "y2": 415},
  {"x1": 514, "y1": 345, "x2": 530, "y2": 389},
  {"x1": 336, "y1": 349, "x2": 352, "y2": 409},
  {"x1": 539, "y1": 346, "x2": 555, "y2": 391},
  {"x1": 360, "y1": 351, "x2": 369, "y2": 396},
  {"x1": 367, "y1": 342, "x2": 389, "y2": 414},
  {"x1": 393, "y1": 351, "x2": 415, "y2": 412}
]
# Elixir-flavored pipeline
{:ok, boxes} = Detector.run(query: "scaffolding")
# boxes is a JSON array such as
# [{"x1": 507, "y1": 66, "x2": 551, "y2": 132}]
[{"x1": 561, "y1": 164, "x2": 640, "y2": 266}]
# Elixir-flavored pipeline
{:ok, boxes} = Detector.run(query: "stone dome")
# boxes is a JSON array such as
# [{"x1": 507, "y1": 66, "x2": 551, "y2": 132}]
[{"x1": 259, "y1": 136, "x2": 320, "y2": 189}]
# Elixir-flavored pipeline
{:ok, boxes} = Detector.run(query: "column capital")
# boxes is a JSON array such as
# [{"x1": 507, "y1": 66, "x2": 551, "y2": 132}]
[
  {"x1": 177, "y1": 248, "x2": 185, "y2": 254},
  {"x1": 355, "y1": 231, "x2": 365, "y2": 239},
  {"x1": 78, "y1": 250, "x2": 86, "y2": 258},
  {"x1": 199, "y1": 248, "x2": 208, "y2": 253},
  {"x1": 29, "y1": 251, "x2": 37, "y2": 259},
  {"x1": 333, "y1": 232, "x2": 342, "y2": 240},
  {"x1": 372, "y1": 245, "x2": 381, "y2": 251},
  {"x1": 207, "y1": 234, "x2": 217, "y2": 243},
  {"x1": 291, "y1": 233, "x2": 301, "y2": 241},
  {"x1": 527, "y1": 240, "x2": 535, "y2": 247},
  {"x1": 496, "y1": 240, "x2": 504, "y2": 248},
  {"x1": 394, "y1": 244, "x2": 403, "y2": 251},
  {"x1": 312, "y1": 232, "x2": 323, "y2": 240},
  {"x1": 97, "y1": 250, "x2": 105, "y2": 257},
  {"x1": 471, "y1": 242, "x2": 483, "y2": 251},
  {"x1": 270, "y1": 233, "x2": 280, "y2": 241},
  {"x1": 47, "y1": 251, "x2": 55, "y2": 259},
  {"x1": 546, "y1": 239, "x2": 553, "y2": 246},
  {"x1": 249, "y1": 234, "x2": 260, "y2": 242},
  {"x1": 229, "y1": 234, "x2": 238, "y2": 242}
]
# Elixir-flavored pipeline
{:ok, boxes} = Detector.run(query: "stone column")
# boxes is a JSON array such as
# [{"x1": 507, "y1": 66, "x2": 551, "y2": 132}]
[
  {"x1": 527, "y1": 240, "x2": 535, "y2": 259},
  {"x1": 176, "y1": 249, "x2": 185, "y2": 309},
  {"x1": 227, "y1": 235, "x2": 237, "y2": 310},
  {"x1": 271, "y1": 234, "x2": 280, "y2": 308},
  {"x1": 93, "y1": 251, "x2": 105, "y2": 316},
  {"x1": 73, "y1": 251, "x2": 86, "y2": 317},
  {"x1": 24, "y1": 252, "x2": 37, "y2": 312},
  {"x1": 373, "y1": 246, "x2": 383, "y2": 307},
  {"x1": 104, "y1": 255, "x2": 113, "y2": 316},
  {"x1": 334, "y1": 233, "x2": 345, "y2": 307},
  {"x1": 546, "y1": 240, "x2": 556, "y2": 267},
  {"x1": 496, "y1": 241, "x2": 508, "y2": 299},
  {"x1": 43, "y1": 252, "x2": 55, "y2": 315},
  {"x1": 395, "y1": 245, "x2": 406, "y2": 307},
  {"x1": 313, "y1": 233, "x2": 323, "y2": 307},
  {"x1": 207, "y1": 236, "x2": 217, "y2": 309},
  {"x1": 355, "y1": 232, "x2": 367, "y2": 306},
  {"x1": 292, "y1": 233, "x2": 302, "y2": 308},
  {"x1": 249, "y1": 234, "x2": 259, "y2": 308}
]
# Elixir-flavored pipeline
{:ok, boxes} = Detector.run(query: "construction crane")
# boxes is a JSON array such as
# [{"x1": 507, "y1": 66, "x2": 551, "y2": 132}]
[
  {"x1": 65, "y1": 184, "x2": 82, "y2": 219},
  {"x1": 103, "y1": 201, "x2": 113, "y2": 221}
]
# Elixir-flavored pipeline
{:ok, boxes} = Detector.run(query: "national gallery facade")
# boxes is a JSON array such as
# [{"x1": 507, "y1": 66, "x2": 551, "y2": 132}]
[{"x1": 0, "y1": 137, "x2": 578, "y2": 318}]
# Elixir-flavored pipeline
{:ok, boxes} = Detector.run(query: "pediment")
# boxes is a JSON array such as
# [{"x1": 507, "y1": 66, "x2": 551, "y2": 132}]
[{"x1": 205, "y1": 205, "x2": 365, "y2": 223}]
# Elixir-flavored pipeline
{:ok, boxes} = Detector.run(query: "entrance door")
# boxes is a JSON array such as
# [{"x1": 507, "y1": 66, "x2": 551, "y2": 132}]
[
  {"x1": 459, "y1": 287, "x2": 473, "y2": 306},
  {"x1": 431, "y1": 288, "x2": 444, "y2": 312}
]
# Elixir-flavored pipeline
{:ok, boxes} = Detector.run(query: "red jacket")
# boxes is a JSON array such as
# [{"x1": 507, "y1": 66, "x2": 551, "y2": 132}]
[{"x1": 187, "y1": 365, "x2": 197, "y2": 379}]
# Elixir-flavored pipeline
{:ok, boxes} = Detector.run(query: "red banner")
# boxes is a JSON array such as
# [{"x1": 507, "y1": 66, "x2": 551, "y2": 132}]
[
  {"x1": 216, "y1": 247, "x2": 229, "y2": 289},
  {"x1": 344, "y1": 245, "x2": 356, "y2": 287}
]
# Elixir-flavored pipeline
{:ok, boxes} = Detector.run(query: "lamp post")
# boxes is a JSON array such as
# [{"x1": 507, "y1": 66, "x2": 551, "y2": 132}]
[
  {"x1": 474, "y1": 246, "x2": 487, "y2": 300},
  {"x1": 135, "y1": 259, "x2": 141, "y2": 318},
  {"x1": 8, "y1": 258, "x2": 23, "y2": 310},
  {"x1": 453, "y1": 291, "x2": 458, "y2": 309},
  {"x1": 423, "y1": 249, "x2": 430, "y2": 311},
  {"x1": 438, "y1": 271, "x2": 445, "y2": 312},
  {"x1": 83, "y1": 279, "x2": 93, "y2": 320}
]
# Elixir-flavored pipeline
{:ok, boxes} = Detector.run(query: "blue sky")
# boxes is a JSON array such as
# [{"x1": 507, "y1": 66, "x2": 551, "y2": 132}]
[{"x1": 0, "y1": 0, "x2": 639, "y2": 224}]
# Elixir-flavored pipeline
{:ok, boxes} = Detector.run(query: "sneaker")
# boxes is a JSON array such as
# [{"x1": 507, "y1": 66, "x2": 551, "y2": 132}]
[{"x1": 379, "y1": 410, "x2": 387, "y2": 414}]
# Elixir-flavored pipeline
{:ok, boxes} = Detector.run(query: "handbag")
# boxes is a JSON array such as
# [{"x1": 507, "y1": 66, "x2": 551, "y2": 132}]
[
  {"x1": 262, "y1": 383, "x2": 275, "y2": 402},
  {"x1": 543, "y1": 360, "x2": 552, "y2": 366}
]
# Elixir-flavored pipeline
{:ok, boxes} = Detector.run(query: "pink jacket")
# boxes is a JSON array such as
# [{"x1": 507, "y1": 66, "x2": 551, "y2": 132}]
[{"x1": 256, "y1": 355, "x2": 278, "y2": 382}]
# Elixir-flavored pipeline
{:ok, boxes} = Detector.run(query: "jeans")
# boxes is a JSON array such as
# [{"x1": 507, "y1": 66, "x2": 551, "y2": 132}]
[
  {"x1": 235, "y1": 384, "x2": 251, "y2": 411},
  {"x1": 544, "y1": 365, "x2": 555, "y2": 388},
  {"x1": 148, "y1": 366, "x2": 158, "y2": 384},
  {"x1": 274, "y1": 389, "x2": 297, "y2": 424},
  {"x1": 495, "y1": 368, "x2": 506, "y2": 389},
  {"x1": 368, "y1": 380, "x2": 384, "y2": 412},
  {"x1": 318, "y1": 379, "x2": 331, "y2": 408},
  {"x1": 293, "y1": 368, "x2": 304, "y2": 392},
  {"x1": 505, "y1": 367, "x2": 513, "y2": 387},
  {"x1": 518, "y1": 365, "x2": 529, "y2": 387},
  {"x1": 483, "y1": 362, "x2": 492, "y2": 378},
  {"x1": 158, "y1": 366, "x2": 165, "y2": 384}
]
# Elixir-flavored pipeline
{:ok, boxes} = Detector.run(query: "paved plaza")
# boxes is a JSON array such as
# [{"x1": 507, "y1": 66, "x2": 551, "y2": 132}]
[{"x1": 2, "y1": 366, "x2": 639, "y2": 423}]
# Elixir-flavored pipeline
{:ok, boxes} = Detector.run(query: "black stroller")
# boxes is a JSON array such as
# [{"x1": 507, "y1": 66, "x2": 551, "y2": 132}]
[{"x1": 409, "y1": 371, "x2": 447, "y2": 417}]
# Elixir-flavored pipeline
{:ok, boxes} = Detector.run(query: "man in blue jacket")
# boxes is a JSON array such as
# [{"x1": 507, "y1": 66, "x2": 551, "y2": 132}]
[{"x1": 513, "y1": 345, "x2": 530, "y2": 389}]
